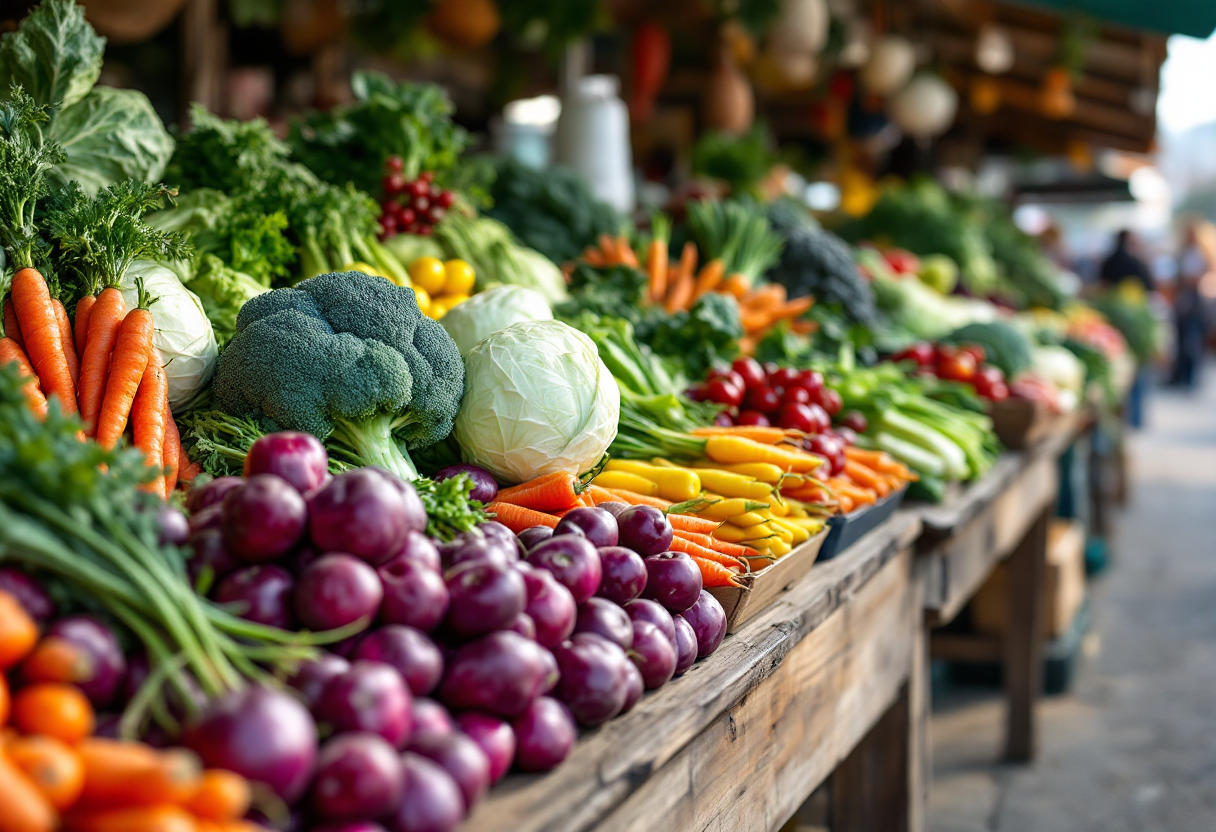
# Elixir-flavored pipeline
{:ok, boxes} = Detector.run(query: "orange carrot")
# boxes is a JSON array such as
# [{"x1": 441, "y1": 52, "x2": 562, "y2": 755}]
[
  {"x1": 496, "y1": 471, "x2": 590, "y2": 513},
  {"x1": 828, "y1": 479, "x2": 876, "y2": 506},
  {"x1": 667, "y1": 535, "x2": 745, "y2": 573},
  {"x1": 182, "y1": 770, "x2": 250, "y2": 822},
  {"x1": 843, "y1": 459, "x2": 889, "y2": 498},
  {"x1": 0, "y1": 746, "x2": 57, "y2": 832},
  {"x1": 674, "y1": 529, "x2": 758, "y2": 560},
  {"x1": 740, "y1": 283, "x2": 786, "y2": 311},
  {"x1": 582, "y1": 248, "x2": 605, "y2": 268},
  {"x1": 6, "y1": 736, "x2": 85, "y2": 812},
  {"x1": 604, "y1": 489, "x2": 675, "y2": 510},
  {"x1": 485, "y1": 502, "x2": 560, "y2": 533},
  {"x1": 21, "y1": 636, "x2": 92, "y2": 687},
  {"x1": 647, "y1": 228, "x2": 669, "y2": 304},
  {"x1": 12, "y1": 685, "x2": 94, "y2": 744},
  {"x1": 74, "y1": 295, "x2": 96, "y2": 361},
  {"x1": 664, "y1": 242, "x2": 698, "y2": 313},
  {"x1": 95, "y1": 283, "x2": 157, "y2": 451},
  {"x1": 51, "y1": 299, "x2": 79, "y2": 389},
  {"x1": 65, "y1": 804, "x2": 196, "y2": 832},
  {"x1": 0, "y1": 675, "x2": 8, "y2": 727},
  {"x1": 178, "y1": 461, "x2": 203, "y2": 485},
  {"x1": 690, "y1": 425, "x2": 797, "y2": 444},
  {"x1": 10, "y1": 268, "x2": 76, "y2": 415},
  {"x1": 162, "y1": 402, "x2": 181, "y2": 497},
  {"x1": 690, "y1": 259, "x2": 726, "y2": 302},
  {"x1": 3, "y1": 297, "x2": 23, "y2": 350},
  {"x1": 0, "y1": 337, "x2": 48, "y2": 418},
  {"x1": 0, "y1": 590, "x2": 39, "y2": 672},
  {"x1": 78, "y1": 286, "x2": 127, "y2": 436},
  {"x1": 664, "y1": 513, "x2": 720, "y2": 535},
  {"x1": 740, "y1": 310, "x2": 773, "y2": 335},
  {"x1": 837, "y1": 494, "x2": 855, "y2": 514},
  {"x1": 691, "y1": 556, "x2": 744, "y2": 588},
  {"x1": 770, "y1": 296, "x2": 814, "y2": 322},
  {"x1": 597, "y1": 234, "x2": 617, "y2": 265},
  {"x1": 617, "y1": 236, "x2": 639, "y2": 268},
  {"x1": 76, "y1": 741, "x2": 200, "y2": 809},
  {"x1": 719, "y1": 273, "x2": 749, "y2": 298},
  {"x1": 131, "y1": 352, "x2": 168, "y2": 496}
]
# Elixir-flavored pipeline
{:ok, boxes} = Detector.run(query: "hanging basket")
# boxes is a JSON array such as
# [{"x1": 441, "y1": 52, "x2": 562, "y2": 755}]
[{"x1": 80, "y1": 0, "x2": 187, "y2": 44}]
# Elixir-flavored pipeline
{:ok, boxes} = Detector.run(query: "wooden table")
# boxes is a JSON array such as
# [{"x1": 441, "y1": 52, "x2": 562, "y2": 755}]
[
  {"x1": 909, "y1": 409, "x2": 1086, "y2": 762},
  {"x1": 464, "y1": 513, "x2": 926, "y2": 832}
]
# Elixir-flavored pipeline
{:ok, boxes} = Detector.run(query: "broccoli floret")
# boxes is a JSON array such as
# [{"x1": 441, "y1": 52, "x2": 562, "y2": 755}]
[
  {"x1": 214, "y1": 270, "x2": 464, "y2": 480},
  {"x1": 944, "y1": 321, "x2": 1034, "y2": 378}
]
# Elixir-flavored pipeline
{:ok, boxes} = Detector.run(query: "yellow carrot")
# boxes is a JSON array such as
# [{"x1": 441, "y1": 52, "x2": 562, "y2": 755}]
[
  {"x1": 686, "y1": 496, "x2": 769, "y2": 521},
  {"x1": 693, "y1": 461, "x2": 786, "y2": 484},
  {"x1": 693, "y1": 468, "x2": 774, "y2": 501},
  {"x1": 592, "y1": 471, "x2": 658, "y2": 496},
  {"x1": 603, "y1": 460, "x2": 701, "y2": 502},
  {"x1": 705, "y1": 435, "x2": 821, "y2": 473}
]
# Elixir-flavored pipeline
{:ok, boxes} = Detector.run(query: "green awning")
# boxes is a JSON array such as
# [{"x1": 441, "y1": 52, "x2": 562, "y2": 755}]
[{"x1": 1013, "y1": 0, "x2": 1216, "y2": 37}]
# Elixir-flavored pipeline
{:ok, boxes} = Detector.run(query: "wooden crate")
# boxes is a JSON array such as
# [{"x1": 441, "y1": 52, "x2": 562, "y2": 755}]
[
  {"x1": 709, "y1": 530, "x2": 827, "y2": 633},
  {"x1": 989, "y1": 398, "x2": 1071, "y2": 450},
  {"x1": 971, "y1": 519, "x2": 1086, "y2": 639}
]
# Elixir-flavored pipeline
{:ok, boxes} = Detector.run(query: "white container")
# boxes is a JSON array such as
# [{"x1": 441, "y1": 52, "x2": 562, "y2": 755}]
[{"x1": 554, "y1": 75, "x2": 635, "y2": 213}]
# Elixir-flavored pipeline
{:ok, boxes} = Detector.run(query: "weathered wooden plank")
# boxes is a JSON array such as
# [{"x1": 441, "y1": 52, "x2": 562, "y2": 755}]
[
  {"x1": 462, "y1": 514, "x2": 923, "y2": 832},
  {"x1": 1004, "y1": 510, "x2": 1049, "y2": 762}
]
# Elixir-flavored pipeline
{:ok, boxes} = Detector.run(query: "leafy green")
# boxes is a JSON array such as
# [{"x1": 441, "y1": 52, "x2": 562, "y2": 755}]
[
  {"x1": 642, "y1": 293, "x2": 743, "y2": 379},
  {"x1": 687, "y1": 197, "x2": 784, "y2": 284},
  {"x1": 1089, "y1": 293, "x2": 1160, "y2": 363},
  {"x1": 691, "y1": 124, "x2": 777, "y2": 195},
  {"x1": 433, "y1": 213, "x2": 568, "y2": 303},
  {"x1": 0, "y1": 88, "x2": 62, "y2": 271},
  {"x1": 0, "y1": 0, "x2": 102, "y2": 110},
  {"x1": 484, "y1": 156, "x2": 622, "y2": 264},
  {"x1": 557, "y1": 263, "x2": 654, "y2": 323}
]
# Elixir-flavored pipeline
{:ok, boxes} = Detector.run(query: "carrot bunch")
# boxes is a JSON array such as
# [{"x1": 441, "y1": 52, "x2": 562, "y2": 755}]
[
  {"x1": 1, "y1": 270, "x2": 189, "y2": 499},
  {"x1": 0, "y1": 590, "x2": 258, "y2": 832},
  {"x1": 818, "y1": 447, "x2": 918, "y2": 514}
]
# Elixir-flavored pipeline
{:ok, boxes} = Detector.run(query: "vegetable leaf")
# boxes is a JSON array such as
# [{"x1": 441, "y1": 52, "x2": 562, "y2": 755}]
[{"x1": 0, "y1": 0, "x2": 104, "y2": 111}]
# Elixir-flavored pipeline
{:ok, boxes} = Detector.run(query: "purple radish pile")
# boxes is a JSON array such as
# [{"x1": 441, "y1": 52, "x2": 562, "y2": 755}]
[{"x1": 176, "y1": 433, "x2": 727, "y2": 831}]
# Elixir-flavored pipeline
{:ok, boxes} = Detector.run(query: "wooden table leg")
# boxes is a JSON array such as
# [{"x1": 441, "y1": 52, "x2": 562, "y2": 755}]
[{"x1": 1002, "y1": 509, "x2": 1049, "y2": 762}]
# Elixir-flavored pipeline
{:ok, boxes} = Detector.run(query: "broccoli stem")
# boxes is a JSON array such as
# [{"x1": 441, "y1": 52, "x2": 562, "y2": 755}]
[{"x1": 329, "y1": 413, "x2": 420, "y2": 481}]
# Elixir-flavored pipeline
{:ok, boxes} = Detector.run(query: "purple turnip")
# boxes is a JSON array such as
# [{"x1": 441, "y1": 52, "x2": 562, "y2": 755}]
[
  {"x1": 309, "y1": 469, "x2": 417, "y2": 564},
  {"x1": 185, "y1": 475, "x2": 242, "y2": 513},
  {"x1": 157, "y1": 505, "x2": 190, "y2": 547},
  {"x1": 511, "y1": 697, "x2": 576, "y2": 773},
  {"x1": 443, "y1": 560, "x2": 525, "y2": 638},
  {"x1": 526, "y1": 535, "x2": 602, "y2": 604},
  {"x1": 188, "y1": 503, "x2": 223, "y2": 535},
  {"x1": 433, "y1": 464, "x2": 498, "y2": 504},
  {"x1": 213, "y1": 564, "x2": 296, "y2": 629},
  {"x1": 642, "y1": 552, "x2": 702, "y2": 612},
  {"x1": 295, "y1": 554, "x2": 383, "y2": 631},
  {"x1": 554, "y1": 507, "x2": 618, "y2": 548},
  {"x1": 0, "y1": 568, "x2": 55, "y2": 622},
  {"x1": 507, "y1": 612, "x2": 536, "y2": 640},
  {"x1": 409, "y1": 731, "x2": 491, "y2": 811},
  {"x1": 183, "y1": 686, "x2": 318, "y2": 802},
  {"x1": 596, "y1": 501, "x2": 630, "y2": 518},
  {"x1": 454, "y1": 712, "x2": 515, "y2": 784},
  {"x1": 353, "y1": 626, "x2": 444, "y2": 697},
  {"x1": 620, "y1": 659, "x2": 644, "y2": 714},
  {"x1": 244, "y1": 431, "x2": 330, "y2": 495},
  {"x1": 312, "y1": 732, "x2": 404, "y2": 820},
  {"x1": 574, "y1": 598, "x2": 633, "y2": 650},
  {"x1": 412, "y1": 698, "x2": 455, "y2": 741},
  {"x1": 516, "y1": 525, "x2": 554, "y2": 551},
  {"x1": 552, "y1": 633, "x2": 630, "y2": 726},
  {"x1": 46, "y1": 616, "x2": 125, "y2": 706},
  {"x1": 389, "y1": 753, "x2": 465, "y2": 832},
  {"x1": 595, "y1": 546, "x2": 647, "y2": 605},
  {"x1": 390, "y1": 530, "x2": 442, "y2": 572},
  {"x1": 314, "y1": 822, "x2": 389, "y2": 832},
  {"x1": 615, "y1": 505, "x2": 673, "y2": 556},
  {"x1": 623, "y1": 599, "x2": 676, "y2": 647},
  {"x1": 682, "y1": 590, "x2": 727, "y2": 658},
  {"x1": 438, "y1": 631, "x2": 555, "y2": 718},
  {"x1": 187, "y1": 529, "x2": 240, "y2": 593},
  {"x1": 288, "y1": 654, "x2": 350, "y2": 709},
  {"x1": 440, "y1": 534, "x2": 517, "y2": 570},
  {"x1": 672, "y1": 615, "x2": 698, "y2": 676},
  {"x1": 629, "y1": 620, "x2": 676, "y2": 690},
  {"x1": 222, "y1": 474, "x2": 308, "y2": 562},
  {"x1": 317, "y1": 661, "x2": 413, "y2": 748},
  {"x1": 521, "y1": 566, "x2": 576, "y2": 650},
  {"x1": 378, "y1": 553, "x2": 448, "y2": 633}
]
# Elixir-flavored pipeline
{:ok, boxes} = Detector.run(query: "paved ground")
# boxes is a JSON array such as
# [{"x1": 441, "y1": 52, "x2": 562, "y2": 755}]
[{"x1": 927, "y1": 373, "x2": 1216, "y2": 832}]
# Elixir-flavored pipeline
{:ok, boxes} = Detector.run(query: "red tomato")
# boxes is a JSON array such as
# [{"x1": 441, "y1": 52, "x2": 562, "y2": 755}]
[
  {"x1": 762, "y1": 362, "x2": 779, "y2": 376},
  {"x1": 883, "y1": 249, "x2": 920, "y2": 275},
  {"x1": 782, "y1": 386, "x2": 812, "y2": 406},
  {"x1": 937, "y1": 352, "x2": 977, "y2": 383},
  {"x1": 768, "y1": 367, "x2": 801, "y2": 388},
  {"x1": 731, "y1": 358, "x2": 766, "y2": 389},
  {"x1": 705, "y1": 378, "x2": 744, "y2": 407},
  {"x1": 685, "y1": 385, "x2": 707, "y2": 402},
  {"x1": 795, "y1": 369, "x2": 825, "y2": 394},
  {"x1": 840, "y1": 411, "x2": 868, "y2": 433},
  {"x1": 816, "y1": 388, "x2": 843, "y2": 417},
  {"x1": 383, "y1": 173, "x2": 407, "y2": 195},
  {"x1": 959, "y1": 344, "x2": 987, "y2": 364},
  {"x1": 386, "y1": 156, "x2": 405, "y2": 174},
  {"x1": 894, "y1": 343, "x2": 935, "y2": 367},
  {"x1": 777, "y1": 403, "x2": 815, "y2": 432},
  {"x1": 380, "y1": 212, "x2": 399, "y2": 232},
  {"x1": 736, "y1": 410, "x2": 771, "y2": 427},
  {"x1": 987, "y1": 381, "x2": 1010, "y2": 402},
  {"x1": 833, "y1": 426, "x2": 858, "y2": 446},
  {"x1": 744, "y1": 386, "x2": 781, "y2": 414},
  {"x1": 806, "y1": 434, "x2": 845, "y2": 475},
  {"x1": 709, "y1": 368, "x2": 746, "y2": 391},
  {"x1": 975, "y1": 365, "x2": 1005, "y2": 386},
  {"x1": 435, "y1": 190, "x2": 456, "y2": 209}
]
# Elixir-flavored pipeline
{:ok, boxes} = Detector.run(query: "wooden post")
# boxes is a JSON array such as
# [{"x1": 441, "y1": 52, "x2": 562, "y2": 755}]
[
  {"x1": 180, "y1": 0, "x2": 224, "y2": 121},
  {"x1": 1002, "y1": 508, "x2": 1049, "y2": 762}
]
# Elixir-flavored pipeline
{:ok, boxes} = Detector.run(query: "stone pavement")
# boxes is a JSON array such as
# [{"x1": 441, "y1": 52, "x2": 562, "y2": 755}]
[{"x1": 927, "y1": 373, "x2": 1216, "y2": 832}]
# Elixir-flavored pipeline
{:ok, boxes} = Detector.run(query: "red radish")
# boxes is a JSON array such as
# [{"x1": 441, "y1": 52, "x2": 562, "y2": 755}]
[
  {"x1": 736, "y1": 410, "x2": 771, "y2": 427},
  {"x1": 574, "y1": 598, "x2": 633, "y2": 650},
  {"x1": 296, "y1": 554, "x2": 383, "y2": 631},
  {"x1": 731, "y1": 357, "x2": 765, "y2": 388},
  {"x1": 390, "y1": 753, "x2": 464, "y2": 832},
  {"x1": 409, "y1": 731, "x2": 491, "y2": 811},
  {"x1": 354, "y1": 625, "x2": 444, "y2": 696},
  {"x1": 312, "y1": 732, "x2": 405, "y2": 821},
  {"x1": 511, "y1": 696, "x2": 576, "y2": 772},
  {"x1": 317, "y1": 661, "x2": 414, "y2": 748},
  {"x1": 244, "y1": 431, "x2": 329, "y2": 495},
  {"x1": 455, "y1": 712, "x2": 515, "y2": 784},
  {"x1": 222, "y1": 474, "x2": 308, "y2": 562}
]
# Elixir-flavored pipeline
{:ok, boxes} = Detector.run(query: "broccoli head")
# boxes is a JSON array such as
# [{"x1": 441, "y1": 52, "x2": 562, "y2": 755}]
[{"x1": 213, "y1": 270, "x2": 464, "y2": 480}]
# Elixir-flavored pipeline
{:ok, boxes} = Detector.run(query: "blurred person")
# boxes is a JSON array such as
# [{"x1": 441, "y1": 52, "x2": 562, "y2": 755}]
[
  {"x1": 1098, "y1": 229, "x2": 1154, "y2": 292},
  {"x1": 1170, "y1": 220, "x2": 1216, "y2": 389}
]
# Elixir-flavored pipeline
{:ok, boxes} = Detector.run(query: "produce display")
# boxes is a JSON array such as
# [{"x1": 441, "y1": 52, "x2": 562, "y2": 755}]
[{"x1": 0, "y1": 2, "x2": 1145, "y2": 829}]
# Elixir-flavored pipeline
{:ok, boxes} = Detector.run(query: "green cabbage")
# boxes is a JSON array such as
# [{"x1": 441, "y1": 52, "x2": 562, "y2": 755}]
[
  {"x1": 454, "y1": 320, "x2": 619, "y2": 484},
  {"x1": 440, "y1": 286, "x2": 553, "y2": 357}
]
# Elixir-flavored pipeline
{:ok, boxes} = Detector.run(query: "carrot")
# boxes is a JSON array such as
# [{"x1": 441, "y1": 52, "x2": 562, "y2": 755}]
[
  {"x1": 10, "y1": 268, "x2": 76, "y2": 415},
  {"x1": 690, "y1": 259, "x2": 725, "y2": 302},
  {"x1": 667, "y1": 535, "x2": 745, "y2": 573},
  {"x1": 691, "y1": 556, "x2": 744, "y2": 588},
  {"x1": 647, "y1": 216, "x2": 670, "y2": 303},
  {"x1": 0, "y1": 675, "x2": 8, "y2": 727},
  {"x1": 0, "y1": 590, "x2": 39, "y2": 671},
  {"x1": 78, "y1": 286, "x2": 127, "y2": 436},
  {"x1": 182, "y1": 770, "x2": 250, "y2": 822},
  {"x1": 485, "y1": 502, "x2": 560, "y2": 533},
  {"x1": 12, "y1": 685, "x2": 94, "y2": 744},
  {"x1": 597, "y1": 234, "x2": 617, "y2": 265},
  {"x1": 673, "y1": 529, "x2": 758, "y2": 560},
  {"x1": 690, "y1": 425, "x2": 797, "y2": 444},
  {"x1": 73, "y1": 295, "x2": 96, "y2": 361},
  {"x1": 95, "y1": 282, "x2": 157, "y2": 451},
  {"x1": 65, "y1": 804, "x2": 197, "y2": 832},
  {"x1": 704, "y1": 436, "x2": 821, "y2": 472},
  {"x1": 21, "y1": 637, "x2": 92, "y2": 687},
  {"x1": 51, "y1": 299, "x2": 79, "y2": 389},
  {"x1": 496, "y1": 471, "x2": 588, "y2": 513},
  {"x1": 740, "y1": 309, "x2": 773, "y2": 335},
  {"x1": 0, "y1": 746, "x2": 57, "y2": 832},
  {"x1": 719, "y1": 273, "x2": 750, "y2": 299},
  {"x1": 617, "y1": 236, "x2": 639, "y2": 268},
  {"x1": 178, "y1": 461, "x2": 203, "y2": 485},
  {"x1": 3, "y1": 297, "x2": 23, "y2": 350},
  {"x1": 842, "y1": 447, "x2": 886, "y2": 467},
  {"x1": 664, "y1": 513, "x2": 720, "y2": 535},
  {"x1": 843, "y1": 459, "x2": 889, "y2": 498},
  {"x1": 740, "y1": 283, "x2": 786, "y2": 310},
  {"x1": 77, "y1": 741, "x2": 200, "y2": 809},
  {"x1": 162, "y1": 403, "x2": 181, "y2": 497},
  {"x1": 664, "y1": 242, "x2": 698, "y2": 313},
  {"x1": 836, "y1": 494, "x2": 855, "y2": 513},
  {"x1": 828, "y1": 479, "x2": 876, "y2": 507},
  {"x1": 0, "y1": 337, "x2": 48, "y2": 418},
  {"x1": 604, "y1": 489, "x2": 673, "y2": 510},
  {"x1": 7, "y1": 736, "x2": 85, "y2": 812},
  {"x1": 131, "y1": 352, "x2": 168, "y2": 496},
  {"x1": 769, "y1": 296, "x2": 814, "y2": 322},
  {"x1": 582, "y1": 248, "x2": 605, "y2": 268}
]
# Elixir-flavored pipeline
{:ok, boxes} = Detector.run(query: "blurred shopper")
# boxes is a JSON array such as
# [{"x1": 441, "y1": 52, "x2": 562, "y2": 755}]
[
  {"x1": 1099, "y1": 230, "x2": 1155, "y2": 292},
  {"x1": 1170, "y1": 221, "x2": 1215, "y2": 389}
]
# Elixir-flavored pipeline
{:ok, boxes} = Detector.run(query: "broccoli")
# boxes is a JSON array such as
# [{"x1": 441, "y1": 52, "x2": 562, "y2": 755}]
[
  {"x1": 212, "y1": 270, "x2": 464, "y2": 480},
  {"x1": 944, "y1": 321, "x2": 1034, "y2": 378}
]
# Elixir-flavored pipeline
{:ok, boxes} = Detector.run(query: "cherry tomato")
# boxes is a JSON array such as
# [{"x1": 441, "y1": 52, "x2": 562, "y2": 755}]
[
  {"x1": 935, "y1": 343, "x2": 958, "y2": 361},
  {"x1": 782, "y1": 386, "x2": 812, "y2": 406},
  {"x1": 399, "y1": 207, "x2": 417, "y2": 227},
  {"x1": 386, "y1": 156, "x2": 404, "y2": 174},
  {"x1": 429, "y1": 206, "x2": 447, "y2": 224},
  {"x1": 986, "y1": 381, "x2": 1010, "y2": 402},
  {"x1": 419, "y1": 171, "x2": 435, "y2": 183},
  {"x1": 795, "y1": 369, "x2": 824, "y2": 394},
  {"x1": 805, "y1": 403, "x2": 831, "y2": 434},
  {"x1": 382, "y1": 173, "x2": 406, "y2": 195},
  {"x1": 744, "y1": 386, "x2": 781, "y2": 414},
  {"x1": 806, "y1": 434, "x2": 845, "y2": 475},
  {"x1": 731, "y1": 357, "x2": 766, "y2": 389},
  {"x1": 380, "y1": 212, "x2": 398, "y2": 232},
  {"x1": 418, "y1": 225, "x2": 434, "y2": 236},
  {"x1": 937, "y1": 352, "x2": 977, "y2": 383},
  {"x1": 736, "y1": 410, "x2": 771, "y2": 427},
  {"x1": 762, "y1": 362, "x2": 779, "y2": 376},
  {"x1": 435, "y1": 190, "x2": 456, "y2": 209},
  {"x1": 685, "y1": 386, "x2": 707, "y2": 403},
  {"x1": 960, "y1": 344, "x2": 986, "y2": 364},
  {"x1": 769, "y1": 367, "x2": 801, "y2": 388},
  {"x1": 413, "y1": 195, "x2": 431, "y2": 213},
  {"x1": 893, "y1": 342, "x2": 935, "y2": 366},
  {"x1": 840, "y1": 411, "x2": 868, "y2": 433},
  {"x1": 705, "y1": 379, "x2": 745, "y2": 408},
  {"x1": 975, "y1": 365, "x2": 1005, "y2": 386},
  {"x1": 834, "y1": 426, "x2": 858, "y2": 446},
  {"x1": 709, "y1": 368, "x2": 746, "y2": 391},
  {"x1": 713, "y1": 411, "x2": 735, "y2": 427},
  {"x1": 408, "y1": 180, "x2": 429, "y2": 198},
  {"x1": 777, "y1": 403, "x2": 816, "y2": 432},
  {"x1": 816, "y1": 388, "x2": 843, "y2": 417}
]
